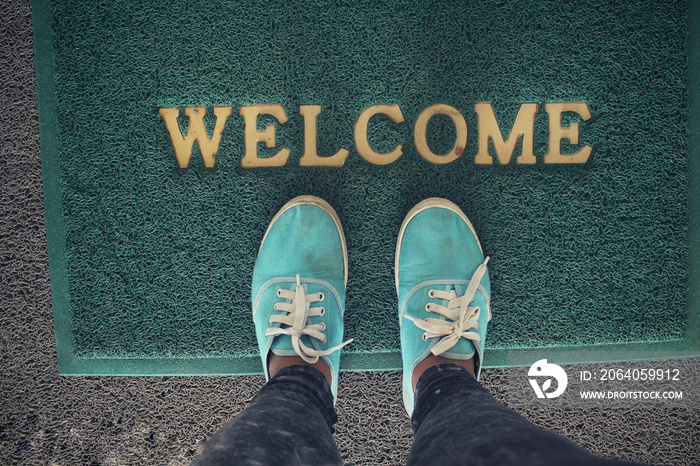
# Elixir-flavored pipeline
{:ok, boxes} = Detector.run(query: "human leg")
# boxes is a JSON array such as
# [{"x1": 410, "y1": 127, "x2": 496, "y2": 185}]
[
  {"x1": 396, "y1": 198, "x2": 646, "y2": 466},
  {"x1": 192, "y1": 364, "x2": 341, "y2": 465},
  {"x1": 408, "y1": 363, "x2": 645, "y2": 466}
]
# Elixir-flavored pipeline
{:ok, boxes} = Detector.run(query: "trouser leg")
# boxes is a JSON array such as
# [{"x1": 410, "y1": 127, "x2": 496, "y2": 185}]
[
  {"x1": 192, "y1": 365, "x2": 342, "y2": 466},
  {"x1": 407, "y1": 364, "x2": 646, "y2": 466}
]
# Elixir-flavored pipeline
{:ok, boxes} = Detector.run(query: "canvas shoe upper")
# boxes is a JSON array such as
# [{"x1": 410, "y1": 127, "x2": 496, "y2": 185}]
[
  {"x1": 396, "y1": 198, "x2": 491, "y2": 415},
  {"x1": 252, "y1": 196, "x2": 351, "y2": 402}
]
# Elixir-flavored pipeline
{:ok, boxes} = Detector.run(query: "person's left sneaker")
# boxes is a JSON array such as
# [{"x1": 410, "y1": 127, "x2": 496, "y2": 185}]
[{"x1": 252, "y1": 196, "x2": 351, "y2": 402}]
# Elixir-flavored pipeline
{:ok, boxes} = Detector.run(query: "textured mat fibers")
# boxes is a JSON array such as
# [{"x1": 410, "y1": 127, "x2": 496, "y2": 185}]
[{"x1": 33, "y1": 0, "x2": 699, "y2": 374}]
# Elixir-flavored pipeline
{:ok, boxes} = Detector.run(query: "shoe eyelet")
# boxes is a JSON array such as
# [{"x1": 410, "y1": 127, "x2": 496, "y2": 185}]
[
  {"x1": 276, "y1": 289, "x2": 283, "y2": 297},
  {"x1": 318, "y1": 292, "x2": 325, "y2": 301},
  {"x1": 422, "y1": 333, "x2": 428, "y2": 341},
  {"x1": 320, "y1": 322, "x2": 326, "y2": 331},
  {"x1": 425, "y1": 304, "x2": 431, "y2": 312},
  {"x1": 319, "y1": 307, "x2": 326, "y2": 316},
  {"x1": 429, "y1": 290, "x2": 436, "y2": 299}
]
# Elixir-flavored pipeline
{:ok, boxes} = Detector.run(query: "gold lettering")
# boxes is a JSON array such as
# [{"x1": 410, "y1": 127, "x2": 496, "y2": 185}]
[
  {"x1": 544, "y1": 102, "x2": 593, "y2": 164},
  {"x1": 159, "y1": 106, "x2": 233, "y2": 168},
  {"x1": 474, "y1": 103, "x2": 538, "y2": 165},
  {"x1": 353, "y1": 104, "x2": 406, "y2": 165},
  {"x1": 161, "y1": 101, "x2": 593, "y2": 168},
  {"x1": 240, "y1": 105, "x2": 291, "y2": 168},
  {"x1": 299, "y1": 105, "x2": 350, "y2": 166},
  {"x1": 414, "y1": 104, "x2": 468, "y2": 164}
]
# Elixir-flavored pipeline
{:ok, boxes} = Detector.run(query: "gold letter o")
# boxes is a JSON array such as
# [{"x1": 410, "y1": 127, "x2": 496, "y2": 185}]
[{"x1": 414, "y1": 104, "x2": 468, "y2": 164}]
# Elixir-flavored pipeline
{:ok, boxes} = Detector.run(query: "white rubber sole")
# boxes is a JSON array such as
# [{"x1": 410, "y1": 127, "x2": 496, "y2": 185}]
[
  {"x1": 260, "y1": 195, "x2": 349, "y2": 287},
  {"x1": 394, "y1": 197, "x2": 482, "y2": 293}
]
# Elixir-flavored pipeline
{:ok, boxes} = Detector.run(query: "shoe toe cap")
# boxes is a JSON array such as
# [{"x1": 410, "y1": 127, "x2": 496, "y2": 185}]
[{"x1": 397, "y1": 207, "x2": 484, "y2": 292}]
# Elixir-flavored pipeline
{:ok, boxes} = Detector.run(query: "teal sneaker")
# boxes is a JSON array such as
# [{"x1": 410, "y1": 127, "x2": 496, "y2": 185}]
[
  {"x1": 252, "y1": 196, "x2": 352, "y2": 402},
  {"x1": 396, "y1": 198, "x2": 491, "y2": 415}
]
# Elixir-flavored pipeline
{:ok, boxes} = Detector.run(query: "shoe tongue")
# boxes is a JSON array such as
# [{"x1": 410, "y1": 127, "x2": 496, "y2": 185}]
[
  {"x1": 270, "y1": 333, "x2": 314, "y2": 356},
  {"x1": 441, "y1": 283, "x2": 463, "y2": 297},
  {"x1": 441, "y1": 338, "x2": 476, "y2": 360}
]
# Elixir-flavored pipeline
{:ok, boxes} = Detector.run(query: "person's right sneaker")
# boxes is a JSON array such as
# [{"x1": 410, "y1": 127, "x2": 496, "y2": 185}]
[{"x1": 396, "y1": 198, "x2": 491, "y2": 415}]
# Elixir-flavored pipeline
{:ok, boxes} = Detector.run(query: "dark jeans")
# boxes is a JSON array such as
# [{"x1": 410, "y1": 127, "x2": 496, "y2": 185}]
[{"x1": 192, "y1": 364, "x2": 646, "y2": 465}]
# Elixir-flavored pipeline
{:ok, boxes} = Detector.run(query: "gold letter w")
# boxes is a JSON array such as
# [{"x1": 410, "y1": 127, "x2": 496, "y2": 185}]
[{"x1": 159, "y1": 106, "x2": 233, "y2": 168}]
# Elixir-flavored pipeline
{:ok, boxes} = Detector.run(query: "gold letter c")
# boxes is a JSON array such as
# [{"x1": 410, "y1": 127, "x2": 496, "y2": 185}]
[{"x1": 354, "y1": 104, "x2": 406, "y2": 165}]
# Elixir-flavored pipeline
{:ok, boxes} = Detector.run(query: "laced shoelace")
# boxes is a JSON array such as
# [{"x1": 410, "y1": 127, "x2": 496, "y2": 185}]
[
  {"x1": 266, "y1": 275, "x2": 352, "y2": 364},
  {"x1": 404, "y1": 258, "x2": 490, "y2": 356}
]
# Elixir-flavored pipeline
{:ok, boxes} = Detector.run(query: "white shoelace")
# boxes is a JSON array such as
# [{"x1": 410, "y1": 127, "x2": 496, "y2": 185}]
[
  {"x1": 266, "y1": 275, "x2": 352, "y2": 364},
  {"x1": 404, "y1": 258, "x2": 490, "y2": 356}
]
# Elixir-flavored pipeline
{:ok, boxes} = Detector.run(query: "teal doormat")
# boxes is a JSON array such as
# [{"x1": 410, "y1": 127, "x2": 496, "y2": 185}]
[{"x1": 34, "y1": 0, "x2": 700, "y2": 375}]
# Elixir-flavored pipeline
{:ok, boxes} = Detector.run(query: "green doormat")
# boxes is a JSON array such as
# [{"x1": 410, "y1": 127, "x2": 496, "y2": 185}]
[{"x1": 34, "y1": 0, "x2": 700, "y2": 375}]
